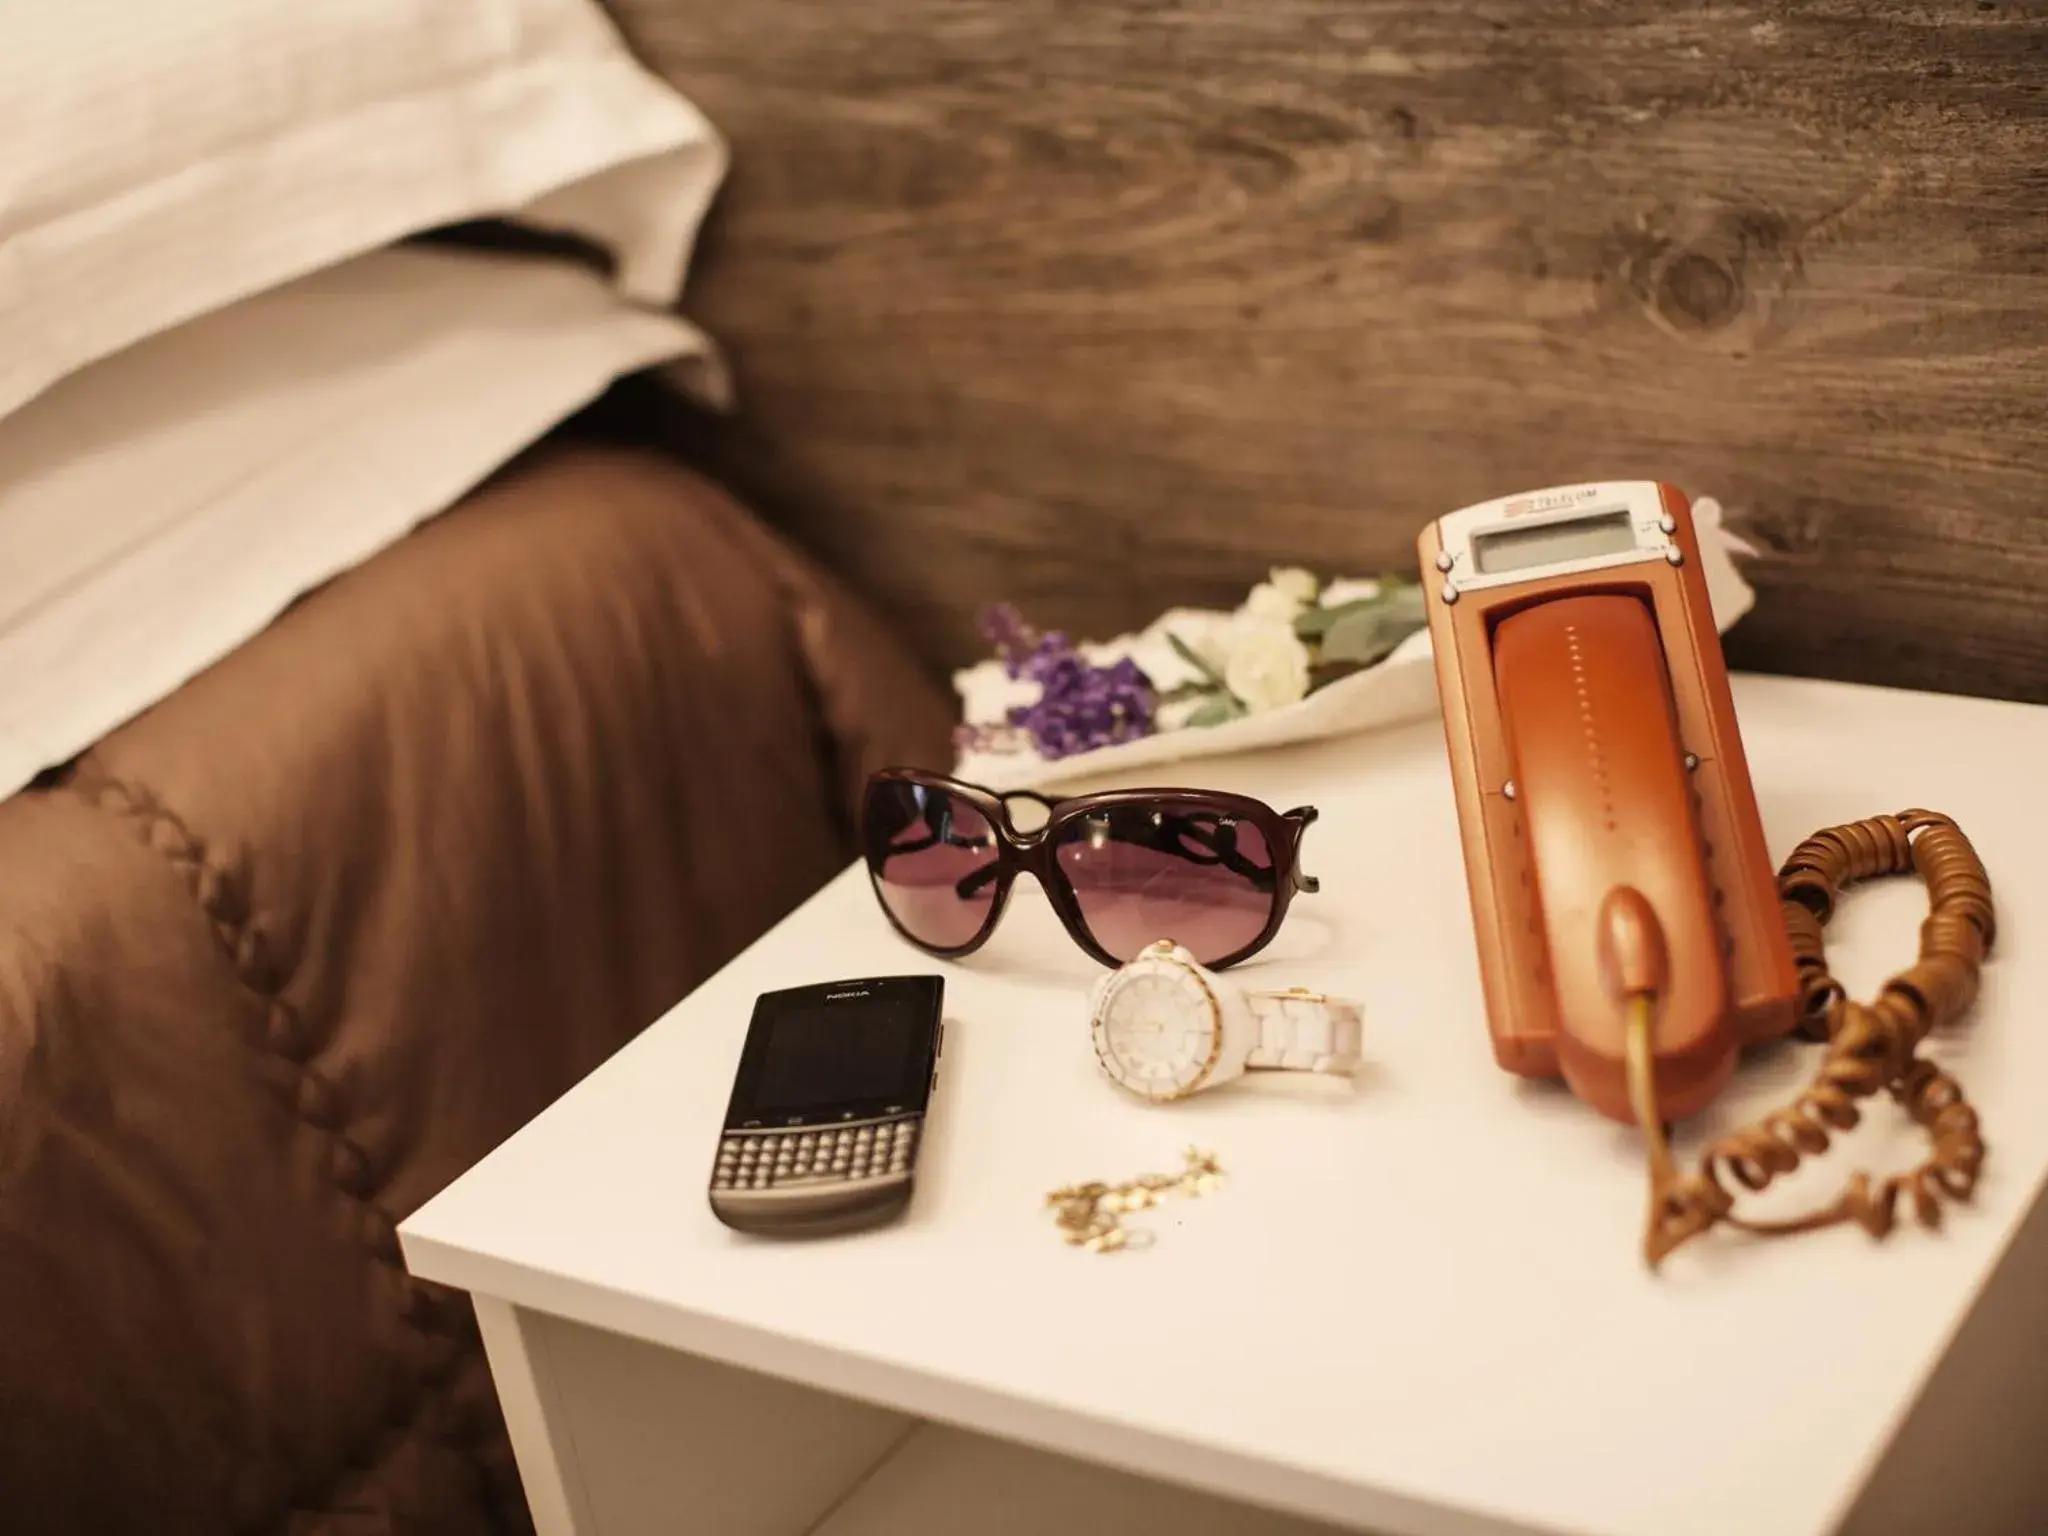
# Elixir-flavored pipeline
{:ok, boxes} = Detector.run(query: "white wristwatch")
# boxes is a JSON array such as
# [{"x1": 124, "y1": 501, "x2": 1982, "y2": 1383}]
[{"x1": 1087, "y1": 939, "x2": 1365, "y2": 1103}]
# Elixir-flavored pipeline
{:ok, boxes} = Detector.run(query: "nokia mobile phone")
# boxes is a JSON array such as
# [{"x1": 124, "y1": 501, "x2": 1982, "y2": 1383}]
[{"x1": 708, "y1": 975, "x2": 945, "y2": 1237}]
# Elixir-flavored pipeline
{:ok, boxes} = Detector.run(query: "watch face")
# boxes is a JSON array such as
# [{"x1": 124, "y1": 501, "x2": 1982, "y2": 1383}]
[{"x1": 1091, "y1": 953, "x2": 1223, "y2": 1101}]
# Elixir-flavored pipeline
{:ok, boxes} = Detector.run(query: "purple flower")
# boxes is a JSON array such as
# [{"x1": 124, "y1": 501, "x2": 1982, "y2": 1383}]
[
  {"x1": 979, "y1": 603, "x2": 1044, "y2": 680},
  {"x1": 970, "y1": 602, "x2": 1157, "y2": 760}
]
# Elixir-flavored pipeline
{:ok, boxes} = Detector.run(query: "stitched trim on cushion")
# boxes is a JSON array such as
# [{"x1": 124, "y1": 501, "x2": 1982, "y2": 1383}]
[{"x1": 70, "y1": 763, "x2": 507, "y2": 1534}]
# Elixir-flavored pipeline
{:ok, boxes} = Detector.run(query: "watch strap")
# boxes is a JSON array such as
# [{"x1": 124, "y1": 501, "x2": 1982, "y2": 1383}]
[{"x1": 1242, "y1": 988, "x2": 1363, "y2": 1074}]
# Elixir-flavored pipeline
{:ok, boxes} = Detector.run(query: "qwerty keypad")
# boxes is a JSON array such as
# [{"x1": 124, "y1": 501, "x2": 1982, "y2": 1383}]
[{"x1": 711, "y1": 1117, "x2": 918, "y2": 1191}]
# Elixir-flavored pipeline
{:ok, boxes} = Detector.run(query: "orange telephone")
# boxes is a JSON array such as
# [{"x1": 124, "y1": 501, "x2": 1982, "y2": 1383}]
[{"x1": 1416, "y1": 481, "x2": 1997, "y2": 1267}]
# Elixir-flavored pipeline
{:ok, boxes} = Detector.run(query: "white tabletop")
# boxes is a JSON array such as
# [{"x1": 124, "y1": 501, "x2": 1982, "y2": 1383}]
[{"x1": 401, "y1": 673, "x2": 2048, "y2": 1536}]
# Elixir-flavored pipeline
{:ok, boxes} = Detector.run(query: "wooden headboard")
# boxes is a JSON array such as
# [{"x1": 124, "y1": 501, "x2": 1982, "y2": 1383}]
[{"x1": 605, "y1": 1, "x2": 2048, "y2": 704}]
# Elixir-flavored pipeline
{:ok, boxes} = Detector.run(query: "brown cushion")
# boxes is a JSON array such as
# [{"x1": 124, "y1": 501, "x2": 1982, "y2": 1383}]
[{"x1": 0, "y1": 443, "x2": 953, "y2": 1534}]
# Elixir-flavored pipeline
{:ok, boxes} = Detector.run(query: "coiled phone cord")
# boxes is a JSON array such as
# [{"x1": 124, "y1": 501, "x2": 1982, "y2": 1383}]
[{"x1": 1628, "y1": 809, "x2": 1995, "y2": 1270}]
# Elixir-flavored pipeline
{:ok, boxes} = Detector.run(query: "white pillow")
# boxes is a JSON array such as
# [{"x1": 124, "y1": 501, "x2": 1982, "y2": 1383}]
[
  {"x1": 0, "y1": 243, "x2": 714, "y2": 803},
  {"x1": 0, "y1": 0, "x2": 725, "y2": 423}
]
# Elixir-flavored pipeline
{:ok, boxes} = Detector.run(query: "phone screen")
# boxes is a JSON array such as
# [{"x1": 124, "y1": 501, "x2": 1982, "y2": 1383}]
[
  {"x1": 729, "y1": 986, "x2": 937, "y2": 1125},
  {"x1": 1473, "y1": 509, "x2": 1638, "y2": 576}
]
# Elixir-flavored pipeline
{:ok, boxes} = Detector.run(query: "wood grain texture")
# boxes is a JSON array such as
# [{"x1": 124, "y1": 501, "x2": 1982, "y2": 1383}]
[{"x1": 605, "y1": 0, "x2": 2048, "y2": 702}]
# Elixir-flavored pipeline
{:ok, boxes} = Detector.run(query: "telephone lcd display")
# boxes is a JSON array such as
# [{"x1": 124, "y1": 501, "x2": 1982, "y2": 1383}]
[
  {"x1": 745, "y1": 998, "x2": 926, "y2": 1117},
  {"x1": 1472, "y1": 509, "x2": 1638, "y2": 576}
]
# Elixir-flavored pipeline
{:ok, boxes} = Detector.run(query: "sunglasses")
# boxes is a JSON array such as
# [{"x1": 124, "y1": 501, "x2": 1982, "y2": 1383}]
[{"x1": 860, "y1": 768, "x2": 1320, "y2": 970}]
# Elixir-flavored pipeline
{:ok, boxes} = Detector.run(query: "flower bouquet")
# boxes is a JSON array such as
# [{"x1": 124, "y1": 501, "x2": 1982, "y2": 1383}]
[
  {"x1": 952, "y1": 572, "x2": 1441, "y2": 791},
  {"x1": 1156, "y1": 569, "x2": 1427, "y2": 726},
  {"x1": 952, "y1": 497, "x2": 1759, "y2": 792}
]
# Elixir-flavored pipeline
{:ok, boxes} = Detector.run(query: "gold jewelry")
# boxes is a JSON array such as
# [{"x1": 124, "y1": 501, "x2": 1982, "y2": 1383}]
[{"x1": 1043, "y1": 1147, "x2": 1225, "y2": 1252}]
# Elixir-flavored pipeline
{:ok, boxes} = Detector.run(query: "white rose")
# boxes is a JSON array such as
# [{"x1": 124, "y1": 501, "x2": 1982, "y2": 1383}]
[
  {"x1": 1239, "y1": 583, "x2": 1299, "y2": 624},
  {"x1": 1268, "y1": 566, "x2": 1318, "y2": 605},
  {"x1": 1316, "y1": 576, "x2": 1382, "y2": 607},
  {"x1": 1222, "y1": 619, "x2": 1312, "y2": 714},
  {"x1": 1239, "y1": 566, "x2": 1319, "y2": 624}
]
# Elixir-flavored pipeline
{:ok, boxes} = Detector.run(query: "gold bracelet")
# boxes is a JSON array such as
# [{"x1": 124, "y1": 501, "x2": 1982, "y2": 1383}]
[{"x1": 1043, "y1": 1147, "x2": 1225, "y2": 1252}]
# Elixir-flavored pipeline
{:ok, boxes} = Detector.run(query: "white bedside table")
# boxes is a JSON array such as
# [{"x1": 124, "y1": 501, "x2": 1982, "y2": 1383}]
[{"x1": 399, "y1": 673, "x2": 2048, "y2": 1536}]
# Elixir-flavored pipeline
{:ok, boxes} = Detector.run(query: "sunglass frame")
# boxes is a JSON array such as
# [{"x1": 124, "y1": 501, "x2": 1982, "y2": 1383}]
[{"x1": 861, "y1": 766, "x2": 1321, "y2": 970}]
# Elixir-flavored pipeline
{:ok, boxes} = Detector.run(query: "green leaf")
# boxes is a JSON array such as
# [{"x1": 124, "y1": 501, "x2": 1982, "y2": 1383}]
[
  {"x1": 1306, "y1": 659, "x2": 1368, "y2": 690},
  {"x1": 1293, "y1": 605, "x2": 1341, "y2": 640},
  {"x1": 1317, "y1": 621, "x2": 1406, "y2": 671},
  {"x1": 1183, "y1": 695, "x2": 1247, "y2": 729},
  {"x1": 1157, "y1": 680, "x2": 1218, "y2": 704},
  {"x1": 1317, "y1": 592, "x2": 1428, "y2": 669},
  {"x1": 1291, "y1": 577, "x2": 1424, "y2": 640},
  {"x1": 1165, "y1": 629, "x2": 1227, "y2": 686},
  {"x1": 1375, "y1": 579, "x2": 1426, "y2": 627}
]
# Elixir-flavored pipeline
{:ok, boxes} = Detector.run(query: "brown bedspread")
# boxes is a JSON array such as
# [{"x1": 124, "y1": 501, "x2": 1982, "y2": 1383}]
[{"x1": 0, "y1": 442, "x2": 953, "y2": 1534}]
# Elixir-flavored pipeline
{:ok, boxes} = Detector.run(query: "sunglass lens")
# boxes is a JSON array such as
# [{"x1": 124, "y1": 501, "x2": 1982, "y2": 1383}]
[
  {"x1": 864, "y1": 780, "x2": 1001, "y2": 950},
  {"x1": 1053, "y1": 802, "x2": 1276, "y2": 965}
]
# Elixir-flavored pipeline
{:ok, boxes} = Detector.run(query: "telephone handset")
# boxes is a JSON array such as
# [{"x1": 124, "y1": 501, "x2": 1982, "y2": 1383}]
[
  {"x1": 1418, "y1": 481, "x2": 1998, "y2": 1267},
  {"x1": 1417, "y1": 481, "x2": 1798, "y2": 1123}
]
